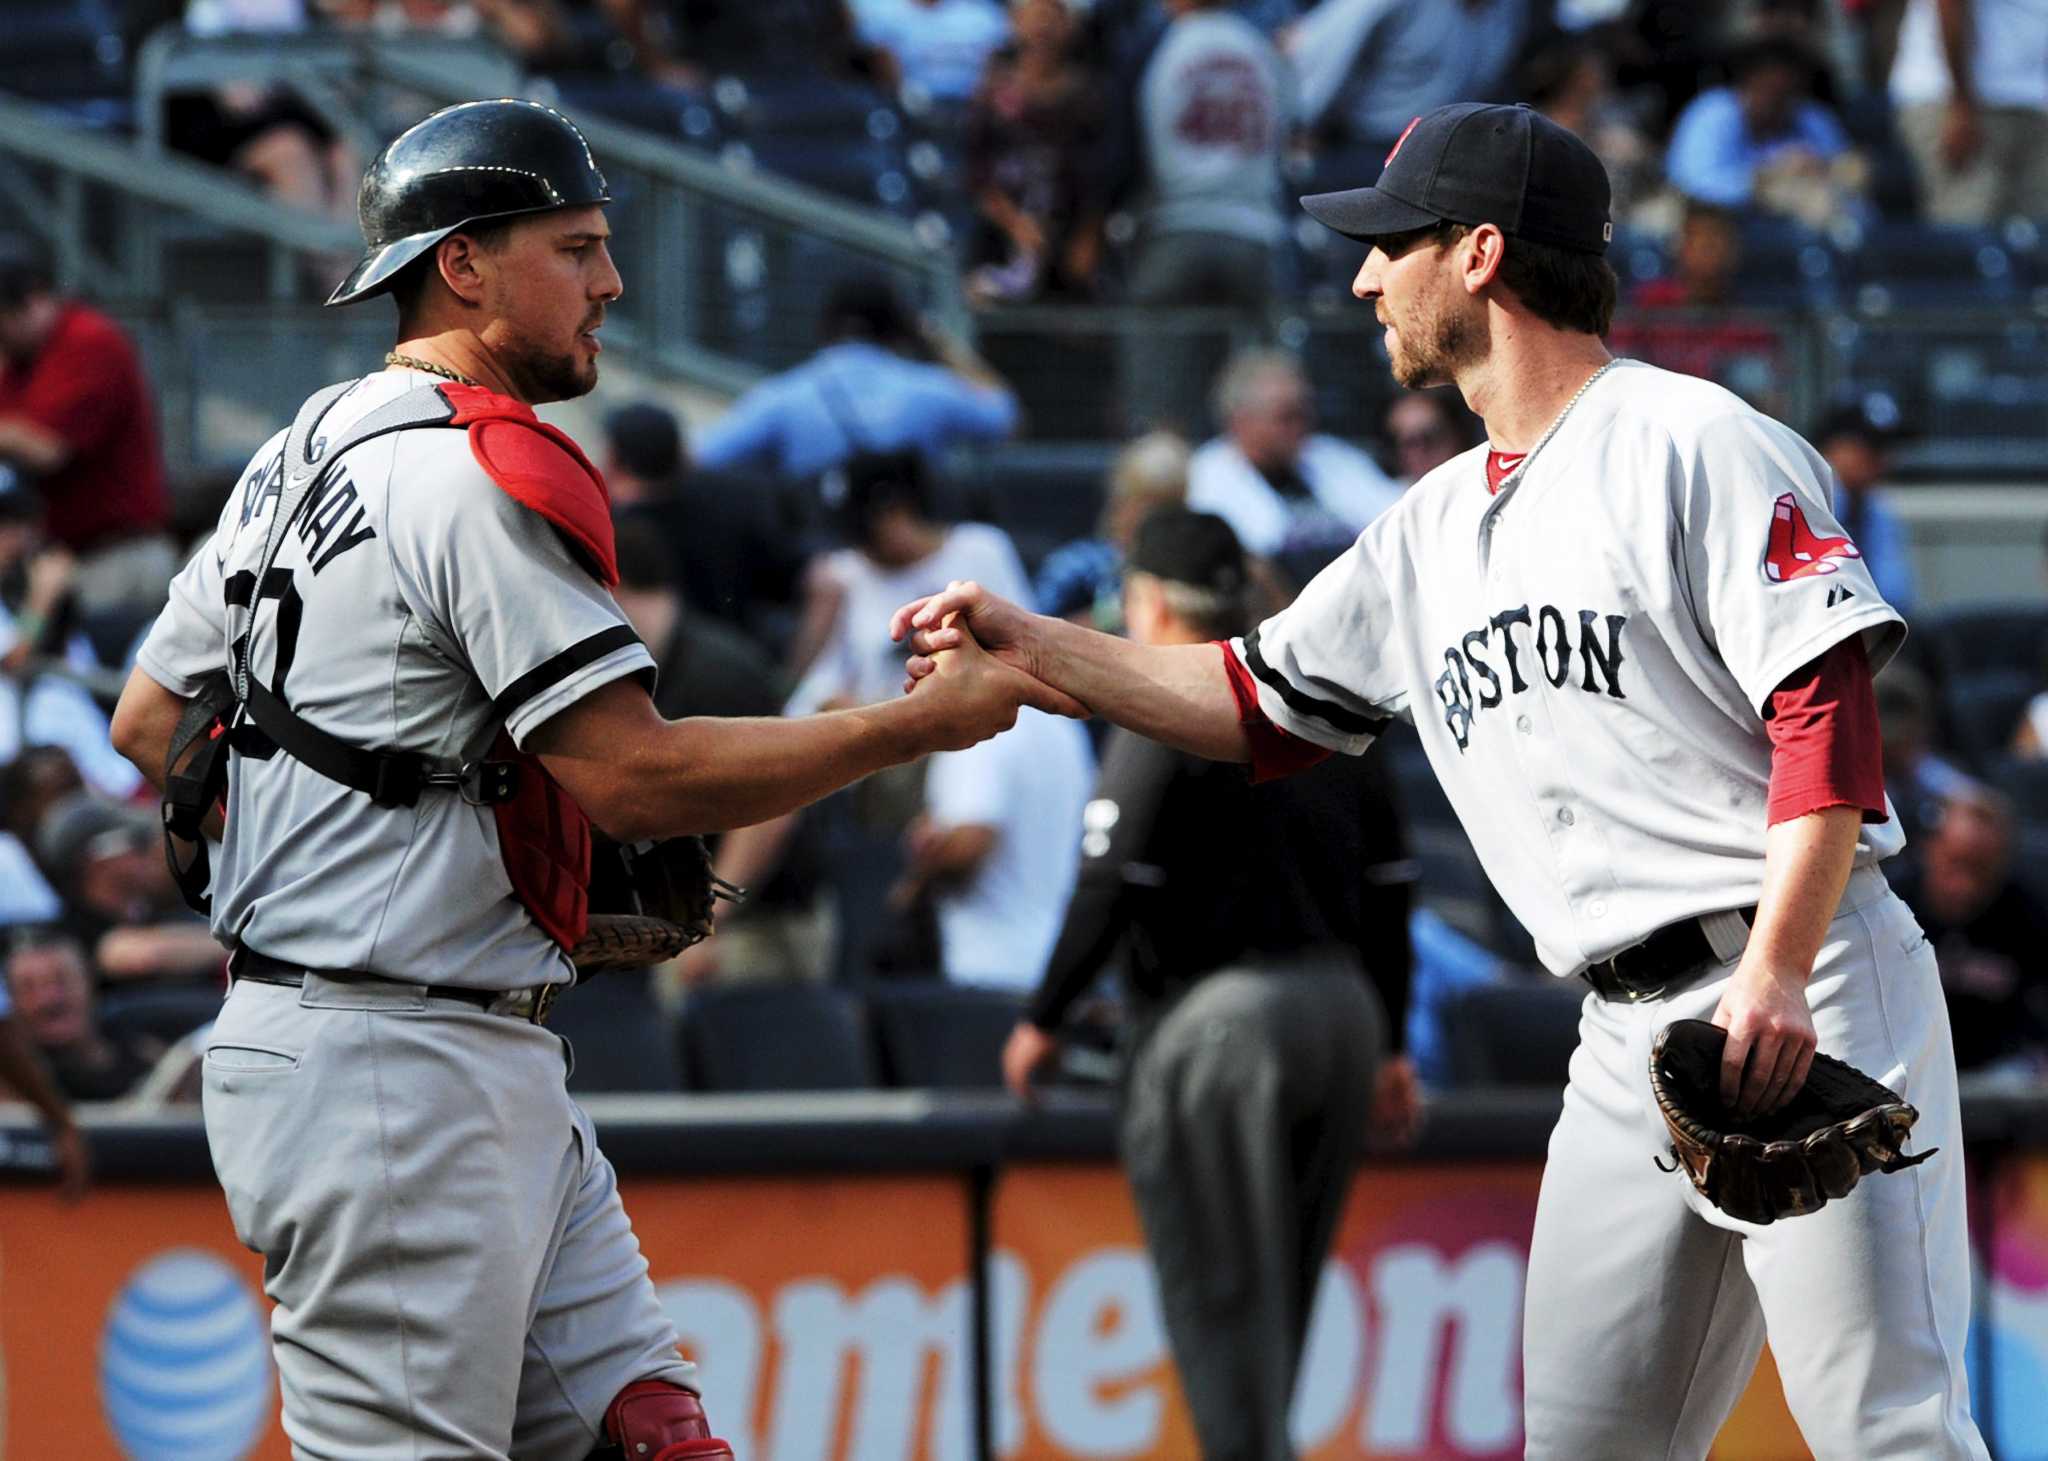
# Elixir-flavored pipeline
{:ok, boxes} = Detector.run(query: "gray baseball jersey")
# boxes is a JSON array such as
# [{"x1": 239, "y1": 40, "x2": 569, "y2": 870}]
[
  {"x1": 138, "y1": 370, "x2": 654, "y2": 990},
  {"x1": 1230, "y1": 361, "x2": 1906, "y2": 978}
]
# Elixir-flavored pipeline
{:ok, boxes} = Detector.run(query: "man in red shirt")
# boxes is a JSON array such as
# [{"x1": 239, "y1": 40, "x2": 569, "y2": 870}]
[{"x1": 0, "y1": 236, "x2": 172, "y2": 618}]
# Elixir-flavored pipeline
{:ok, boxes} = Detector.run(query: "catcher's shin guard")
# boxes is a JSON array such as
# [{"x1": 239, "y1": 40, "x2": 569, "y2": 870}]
[{"x1": 605, "y1": 1380, "x2": 736, "y2": 1460}]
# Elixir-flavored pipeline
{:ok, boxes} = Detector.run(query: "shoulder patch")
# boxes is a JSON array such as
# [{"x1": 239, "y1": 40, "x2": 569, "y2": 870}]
[
  {"x1": 467, "y1": 416, "x2": 618, "y2": 586},
  {"x1": 1763, "y1": 493, "x2": 1859, "y2": 583}
]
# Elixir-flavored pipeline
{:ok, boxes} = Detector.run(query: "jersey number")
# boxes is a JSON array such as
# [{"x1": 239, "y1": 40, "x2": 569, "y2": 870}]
[{"x1": 225, "y1": 568, "x2": 303, "y2": 759}]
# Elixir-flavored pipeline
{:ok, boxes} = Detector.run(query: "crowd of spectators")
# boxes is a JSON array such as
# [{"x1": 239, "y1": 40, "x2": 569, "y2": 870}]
[{"x1": 4, "y1": 0, "x2": 2048, "y2": 1124}]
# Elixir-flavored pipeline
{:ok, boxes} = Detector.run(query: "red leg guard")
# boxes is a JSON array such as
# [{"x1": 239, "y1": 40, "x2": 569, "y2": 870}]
[{"x1": 605, "y1": 1380, "x2": 736, "y2": 1461}]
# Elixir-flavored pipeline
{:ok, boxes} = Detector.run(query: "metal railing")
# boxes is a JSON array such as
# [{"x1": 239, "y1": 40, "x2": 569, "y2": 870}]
[
  {"x1": 129, "y1": 30, "x2": 970, "y2": 395},
  {"x1": 0, "y1": 90, "x2": 359, "y2": 303}
]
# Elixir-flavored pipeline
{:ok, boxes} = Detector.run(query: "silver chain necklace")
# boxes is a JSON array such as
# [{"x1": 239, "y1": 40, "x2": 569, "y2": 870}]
[{"x1": 1489, "y1": 356, "x2": 1625, "y2": 496}]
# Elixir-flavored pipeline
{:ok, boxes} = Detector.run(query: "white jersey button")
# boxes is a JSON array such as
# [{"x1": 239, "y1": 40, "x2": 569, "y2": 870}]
[
  {"x1": 1589, "y1": 899, "x2": 1608, "y2": 918},
  {"x1": 1557, "y1": 807, "x2": 1575, "y2": 826},
  {"x1": 1516, "y1": 714, "x2": 1533, "y2": 733}
]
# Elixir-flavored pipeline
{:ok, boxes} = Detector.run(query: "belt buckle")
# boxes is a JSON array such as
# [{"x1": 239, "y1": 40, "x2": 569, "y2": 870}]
[
  {"x1": 1592, "y1": 944, "x2": 1664, "y2": 1003},
  {"x1": 528, "y1": 982, "x2": 559, "y2": 1026}
]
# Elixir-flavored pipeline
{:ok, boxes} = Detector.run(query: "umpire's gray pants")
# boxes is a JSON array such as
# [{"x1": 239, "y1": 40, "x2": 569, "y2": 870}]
[
  {"x1": 1120, "y1": 952, "x2": 1383, "y2": 1461},
  {"x1": 202, "y1": 973, "x2": 693, "y2": 1460}
]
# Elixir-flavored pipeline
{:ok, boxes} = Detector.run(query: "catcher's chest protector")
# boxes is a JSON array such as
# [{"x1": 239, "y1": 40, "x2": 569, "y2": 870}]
[
  {"x1": 441, "y1": 384, "x2": 618, "y2": 951},
  {"x1": 218, "y1": 380, "x2": 617, "y2": 950}
]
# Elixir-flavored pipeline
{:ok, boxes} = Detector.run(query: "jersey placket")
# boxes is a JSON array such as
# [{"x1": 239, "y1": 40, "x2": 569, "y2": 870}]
[{"x1": 1477, "y1": 474, "x2": 1619, "y2": 970}]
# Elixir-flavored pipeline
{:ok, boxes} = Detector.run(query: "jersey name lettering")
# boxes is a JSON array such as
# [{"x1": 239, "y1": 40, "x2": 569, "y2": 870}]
[
  {"x1": 289, "y1": 466, "x2": 379, "y2": 574},
  {"x1": 1433, "y1": 604, "x2": 1629, "y2": 751}
]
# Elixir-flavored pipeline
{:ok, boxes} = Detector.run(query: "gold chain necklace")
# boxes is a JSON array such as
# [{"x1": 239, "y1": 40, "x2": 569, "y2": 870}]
[{"x1": 385, "y1": 351, "x2": 480, "y2": 386}]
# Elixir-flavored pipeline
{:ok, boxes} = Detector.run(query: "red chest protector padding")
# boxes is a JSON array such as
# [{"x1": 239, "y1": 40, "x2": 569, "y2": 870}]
[{"x1": 440, "y1": 384, "x2": 619, "y2": 951}]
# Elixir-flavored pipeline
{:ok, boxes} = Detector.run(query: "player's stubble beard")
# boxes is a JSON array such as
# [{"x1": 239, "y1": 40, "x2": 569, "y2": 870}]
[{"x1": 1386, "y1": 277, "x2": 1483, "y2": 391}]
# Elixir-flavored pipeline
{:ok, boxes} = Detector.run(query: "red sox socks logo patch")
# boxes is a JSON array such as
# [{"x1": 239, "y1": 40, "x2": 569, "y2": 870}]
[{"x1": 1764, "y1": 493, "x2": 1860, "y2": 582}]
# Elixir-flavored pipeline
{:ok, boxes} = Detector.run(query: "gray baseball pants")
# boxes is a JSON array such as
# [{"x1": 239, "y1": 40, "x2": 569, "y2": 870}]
[
  {"x1": 201, "y1": 972, "x2": 693, "y2": 1460},
  {"x1": 1120, "y1": 951, "x2": 1384, "y2": 1461}
]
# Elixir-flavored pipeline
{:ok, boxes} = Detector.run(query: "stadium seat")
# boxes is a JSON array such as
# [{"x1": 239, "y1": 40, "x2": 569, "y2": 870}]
[
  {"x1": 1836, "y1": 221, "x2": 2018, "y2": 313},
  {"x1": 550, "y1": 973, "x2": 683, "y2": 1094},
  {"x1": 1941, "y1": 671, "x2": 2036, "y2": 771},
  {"x1": 98, "y1": 984, "x2": 225, "y2": 1048},
  {"x1": 1914, "y1": 602, "x2": 2048, "y2": 682},
  {"x1": 1441, "y1": 981, "x2": 1584, "y2": 1089},
  {"x1": 676, "y1": 982, "x2": 877, "y2": 1092},
  {"x1": 1988, "y1": 755, "x2": 2048, "y2": 826},
  {"x1": 1731, "y1": 218, "x2": 1837, "y2": 309},
  {"x1": 866, "y1": 981, "x2": 1025, "y2": 1089}
]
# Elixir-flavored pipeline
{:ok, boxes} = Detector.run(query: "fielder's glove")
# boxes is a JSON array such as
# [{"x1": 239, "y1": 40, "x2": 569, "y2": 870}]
[
  {"x1": 575, "y1": 836, "x2": 740, "y2": 973},
  {"x1": 1648, "y1": 1018, "x2": 1937, "y2": 1225}
]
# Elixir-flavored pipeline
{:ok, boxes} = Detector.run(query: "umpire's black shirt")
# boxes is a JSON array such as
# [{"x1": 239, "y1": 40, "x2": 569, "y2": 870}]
[{"x1": 1026, "y1": 727, "x2": 1413, "y2": 1042}]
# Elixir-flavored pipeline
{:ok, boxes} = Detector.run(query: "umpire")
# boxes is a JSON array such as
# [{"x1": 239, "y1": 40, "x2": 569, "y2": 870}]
[{"x1": 1002, "y1": 508, "x2": 1419, "y2": 1461}]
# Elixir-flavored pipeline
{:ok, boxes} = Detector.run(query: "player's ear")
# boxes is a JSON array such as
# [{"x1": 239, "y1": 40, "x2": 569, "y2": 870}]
[
  {"x1": 1461, "y1": 224, "x2": 1507, "y2": 295},
  {"x1": 434, "y1": 231, "x2": 496, "y2": 308}
]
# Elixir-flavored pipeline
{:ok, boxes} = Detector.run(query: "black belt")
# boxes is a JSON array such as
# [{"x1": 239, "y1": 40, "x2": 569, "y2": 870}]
[
  {"x1": 232, "y1": 951, "x2": 559, "y2": 1024},
  {"x1": 1580, "y1": 906, "x2": 1756, "y2": 1003}
]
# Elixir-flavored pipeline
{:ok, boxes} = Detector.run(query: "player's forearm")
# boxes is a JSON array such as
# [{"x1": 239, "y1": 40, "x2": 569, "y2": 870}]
[
  {"x1": 1033, "y1": 620, "x2": 1251, "y2": 762},
  {"x1": 110, "y1": 666, "x2": 192, "y2": 796},
  {"x1": 1937, "y1": 0, "x2": 1975, "y2": 100},
  {"x1": 1734, "y1": 805, "x2": 1863, "y2": 988},
  {"x1": 567, "y1": 698, "x2": 939, "y2": 841}
]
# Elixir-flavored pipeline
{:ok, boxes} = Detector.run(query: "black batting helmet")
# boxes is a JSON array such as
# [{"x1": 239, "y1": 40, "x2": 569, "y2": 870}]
[{"x1": 326, "y1": 98, "x2": 610, "y2": 308}]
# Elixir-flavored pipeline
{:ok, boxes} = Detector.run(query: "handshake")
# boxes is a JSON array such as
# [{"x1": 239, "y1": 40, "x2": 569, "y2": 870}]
[{"x1": 886, "y1": 580, "x2": 1085, "y2": 750}]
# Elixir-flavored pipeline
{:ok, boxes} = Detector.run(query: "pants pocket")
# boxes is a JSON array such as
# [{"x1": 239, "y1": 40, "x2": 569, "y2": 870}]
[{"x1": 204, "y1": 1043, "x2": 301, "y2": 1073}]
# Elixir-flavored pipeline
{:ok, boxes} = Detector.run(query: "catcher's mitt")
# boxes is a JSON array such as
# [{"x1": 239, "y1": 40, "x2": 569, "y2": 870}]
[
  {"x1": 574, "y1": 836, "x2": 741, "y2": 974},
  {"x1": 1648, "y1": 1019, "x2": 1937, "y2": 1225}
]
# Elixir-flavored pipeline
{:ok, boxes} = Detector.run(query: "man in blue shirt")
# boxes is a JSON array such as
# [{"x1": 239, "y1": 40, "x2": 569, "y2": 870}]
[
  {"x1": 1666, "y1": 38, "x2": 1857, "y2": 214},
  {"x1": 1815, "y1": 401, "x2": 1917, "y2": 618},
  {"x1": 691, "y1": 278, "x2": 1020, "y2": 482}
]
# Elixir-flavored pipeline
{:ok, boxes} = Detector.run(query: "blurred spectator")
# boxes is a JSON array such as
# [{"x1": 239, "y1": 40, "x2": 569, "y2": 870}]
[
  {"x1": 1384, "y1": 388, "x2": 1476, "y2": 487},
  {"x1": 1186, "y1": 349, "x2": 1401, "y2": 556},
  {"x1": 1875, "y1": 661, "x2": 1974, "y2": 852},
  {"x1": 855, "y1": 0, "x2": 1012, "y2": 105},
  {"x1": 668, "y1": 0, "x2": 873, "y2": 77},
  {"x1": 0, "y1": 826, "x2": 60, "y2": 929},
  {"x1": 1521, "y1": 34, "x2": 1659, "y2": 227},
  {"x1": 610, "y1": 516, "x2": 823, "y2": 989},
  {"x1": 1608, "y1": 203, "x2": 1786, "y2": 400},
  {"x1": 894, "y1": 704, "x2": 1095, "y2": 987},
  {"x1": 962, "y1": 0, "x2": 1105, "y2": 303},
  {"x1": 612, "y1": 516, "x2": 785, "y2": 723},
  {"x1": 1893, "y1": 788, "x2": 2048, "y2": 1076},
  {"x1": 0, "y1": 932, "x2": 90, "y2": 1194},
  {"x1": 1287, "y1": 0, "x2": 1531, "y2": 151},
  {"x1": 603, "y1": 401, "x2": 803, "y2": 637},
  {"x1": 1886, "y1": 0, "x2": 2048, "y2": 225},
  {"x1": 34, "y1": 794, "x2": 224, "y2": 985},
  {"x1": 692, "y1": 278, "x2": 1019, "y2": 483},
  {"x1": 0, "y1": 485, "x2": 144, "y2": 801},
  {"x1": 784, "y1": 451, "x2": 1032, "y2": 712},
  {"x1": 1665, "y1": 37, "x2": 1865, "y2": 225},
  {"x1": 1815, "y1": 400, "x2": 1917, "y2": 616},
  {"x1": 0, "y1": 236, "x2": 173, "y2": 619},
  {"x1": 1106, "y1": 0, "x2": 1289, "y2": 433},
  {"x1": 0, "y1": 745, "x2": 85, "y2": 850},
  {"x1": 1034, "y1": 429, "x2": 1191, "y2": 624},
  {"x1": 5, "y1": 933, "x2": 162, "y2": 1103},
  {"x1": 171, "y1": 0, "x2": 358, "y2": 225}
]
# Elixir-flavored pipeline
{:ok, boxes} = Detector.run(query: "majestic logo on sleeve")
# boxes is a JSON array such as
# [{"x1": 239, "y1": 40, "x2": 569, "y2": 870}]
[
  {"x1": 1433, "y1": 604, "x2": 1630, "y2": 751},
  {"x1": 1764, "y1": 493, "x2": 1859, "y2": 582}
]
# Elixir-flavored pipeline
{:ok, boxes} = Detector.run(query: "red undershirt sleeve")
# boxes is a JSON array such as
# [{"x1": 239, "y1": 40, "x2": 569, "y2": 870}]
[
  {"x1": 1216, "y1": 641, "x2": 1333, "y2": 783},
  {"x1": 1764, "y1": 635, "x2": 1888, "y2": 827}
]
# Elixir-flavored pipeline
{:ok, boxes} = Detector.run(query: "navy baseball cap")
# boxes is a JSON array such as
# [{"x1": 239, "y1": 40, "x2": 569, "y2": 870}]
[{"x1": 1301, "y1": 103, "x2": 1613, "y2": 256}]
